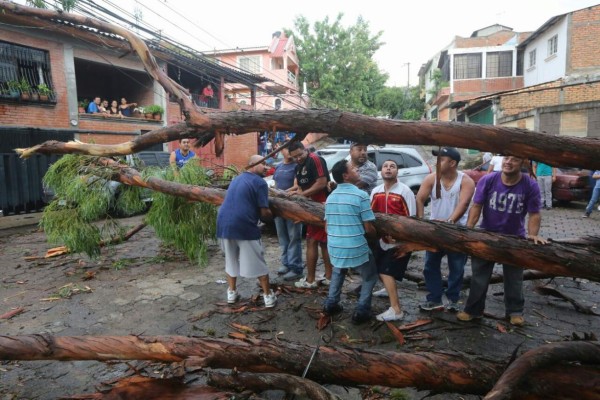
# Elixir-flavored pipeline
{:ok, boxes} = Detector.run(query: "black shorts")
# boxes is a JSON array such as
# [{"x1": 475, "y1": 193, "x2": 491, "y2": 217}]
[{"x1": 375, "y1": 247, "x2": 411, "y2": 281}]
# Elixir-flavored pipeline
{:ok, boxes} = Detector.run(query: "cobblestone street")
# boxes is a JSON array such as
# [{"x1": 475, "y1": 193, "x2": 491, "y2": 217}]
[{"x1": 0, "y1": 201, "x2": 598, "y2": 399}]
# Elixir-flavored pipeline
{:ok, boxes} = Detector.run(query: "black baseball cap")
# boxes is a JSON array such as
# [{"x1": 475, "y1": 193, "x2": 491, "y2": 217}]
[{"x1": 432, "y1": 147, "x2": 461, "y2": 162}]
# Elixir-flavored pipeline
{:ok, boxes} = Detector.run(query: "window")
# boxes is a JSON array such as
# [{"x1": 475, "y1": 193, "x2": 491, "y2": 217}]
[
  {"x1": 0, "y1": 41, "x2": 54, "y2": 97},
  {"x1": 486, "y1": 51, "x2": 513, "y2": 77},
  {"x1": 548, "y1": 35, "x2": 558, "y2": 57},
  {"x1": 376, "y1": 152, "x2": 406, "y2": 170},
  {"x1": 238, "y1": 55, "x2": 261, "y2": 74},
  {"x1": 453, "y1": 53, "x2": 482, "y2": 79},
  {"x1": 274, "y1": 98, "x2": 282, "y2": 110},
  {"x1": 529, "y1": 49, "x2": 536, "y2": 68}
]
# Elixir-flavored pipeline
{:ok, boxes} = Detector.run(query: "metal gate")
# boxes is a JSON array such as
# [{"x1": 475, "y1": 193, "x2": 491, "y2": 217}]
[{"x1": 0, "y1": 128, "x2": 74, "y2": 215}]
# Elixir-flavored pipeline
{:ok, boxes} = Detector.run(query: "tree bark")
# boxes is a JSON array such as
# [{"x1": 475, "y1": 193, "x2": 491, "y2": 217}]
[
  {"x1": 1, "y1": 334, "x2": 599, "y2": 397},
  {"x1": 208, "y1": 371, "x2": 342, "y2": 400},
  {"x1": 485, "y1": 341, "x2": 600, "y2": 400},
  {"x1": 64, "y1": 376, "x2": 237, "y2": 400},
  {"x1": 12, "y1": 108, "x2": 600, "y2": 170}
]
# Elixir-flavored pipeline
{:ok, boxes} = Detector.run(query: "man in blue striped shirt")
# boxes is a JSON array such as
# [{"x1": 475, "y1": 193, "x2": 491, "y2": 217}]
[{"x1": 323, "y1": 159, "x2": 378, "y2": 324}]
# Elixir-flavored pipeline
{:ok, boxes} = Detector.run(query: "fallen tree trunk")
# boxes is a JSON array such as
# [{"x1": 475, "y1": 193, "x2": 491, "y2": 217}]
[
  {"x1": 1, "y1": 335, "x2": 599, "y2": 397},
  {"x1": 95, "y1": 157, "x2": 600, "y2": 281},
  {"x1": 13, "y1": 109, "x2": 600, "y2": 170},
  {"x1": 208, "y1": 371, "x2": 342, "y2": 400},
  {"x1": 485, "y1": 341, "x2": 600, "y2": 400},
  {"x1": 64, "y1": 376, "x2": 237, "y2": 400}
]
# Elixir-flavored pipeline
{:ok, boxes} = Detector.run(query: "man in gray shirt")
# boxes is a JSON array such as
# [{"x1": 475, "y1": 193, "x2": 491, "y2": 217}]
[{"x1": 329, "y1": 142, "x2": 377, "y2": 195}]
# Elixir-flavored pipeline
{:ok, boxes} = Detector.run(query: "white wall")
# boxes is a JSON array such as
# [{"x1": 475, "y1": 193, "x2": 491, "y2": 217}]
[{"x1": 523, "y1": 17, "x2": 568, "y2": 86}]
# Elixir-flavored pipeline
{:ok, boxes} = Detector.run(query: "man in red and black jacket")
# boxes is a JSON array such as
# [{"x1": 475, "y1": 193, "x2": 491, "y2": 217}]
[{"x1": 287, "y1": 141, "x2": 333, "y2": 289}]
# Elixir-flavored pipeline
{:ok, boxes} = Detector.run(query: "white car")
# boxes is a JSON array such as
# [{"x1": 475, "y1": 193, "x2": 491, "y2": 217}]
[
  {"x1": 266, "y1": 144, "x2": 431, "y2": 195},
  {"x1": 317, "y1": 144, "x2": 431, "y2": 194}
]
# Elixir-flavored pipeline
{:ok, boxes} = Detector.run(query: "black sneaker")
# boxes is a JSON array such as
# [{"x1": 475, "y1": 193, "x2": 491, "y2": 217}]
[
  {"x1": 419, "y1": 301, "x2": 445, "y2": 311},
  {"x1": 351, "y1": 310, "x2": 371, "y2": 324},
  {"x1": 323, "y1": 303, "x2": 343, "y2": 315}
]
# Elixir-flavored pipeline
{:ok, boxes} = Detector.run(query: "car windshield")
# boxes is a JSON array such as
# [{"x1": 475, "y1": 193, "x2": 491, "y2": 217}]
[{"x1": 317, "y1": 149, "x2": 349, "y2": 170}]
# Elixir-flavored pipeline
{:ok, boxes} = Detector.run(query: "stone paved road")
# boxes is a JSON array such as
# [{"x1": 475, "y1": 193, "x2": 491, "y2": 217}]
[{"x1": 0, "y1": 201, "x2": 598, "y2": 399}]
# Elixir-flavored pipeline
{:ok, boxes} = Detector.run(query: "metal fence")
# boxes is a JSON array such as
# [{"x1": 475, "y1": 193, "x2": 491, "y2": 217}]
[
  {"x1": 0, "y1": 128, "x2": 74, "y2": 215},
  {"x1": 0, "y1": 153, "x2": 62, "y2": 215}
]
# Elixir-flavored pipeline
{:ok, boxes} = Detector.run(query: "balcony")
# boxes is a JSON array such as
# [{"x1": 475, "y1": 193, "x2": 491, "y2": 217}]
[{"x1": 432, "y1": 87, "x2": 450, "y2": 106}]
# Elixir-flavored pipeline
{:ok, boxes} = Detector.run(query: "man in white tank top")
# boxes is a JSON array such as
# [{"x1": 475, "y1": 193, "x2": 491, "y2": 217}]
[{"x1": 416, "y1": 147, "x2": 475, "y2": 311}]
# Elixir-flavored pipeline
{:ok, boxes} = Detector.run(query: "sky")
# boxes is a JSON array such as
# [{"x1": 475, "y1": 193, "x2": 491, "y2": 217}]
[{"x1": 29, "y1": 0, "x2": 600, "y2": 87}]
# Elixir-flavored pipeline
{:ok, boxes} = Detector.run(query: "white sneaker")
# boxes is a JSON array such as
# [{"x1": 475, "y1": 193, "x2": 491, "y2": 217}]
[
  {"x1": 294, "y1": 277, "x2": 318, "y2": 289},
  {"x1": 316, "y1": 274, "x2": 331, "y2": 286},
  {"x1": 227, "y1": 289, "x2": 240, "y2": 304},
  {"x1": 376, "y1": 307, "x2": 405, "y2": 322},
  {"x1": 373, "y1": 288, "x2": 389, "y2": 298},
  {"x1": 263, "y1": 290, "x2": 277, "y2": 308}
]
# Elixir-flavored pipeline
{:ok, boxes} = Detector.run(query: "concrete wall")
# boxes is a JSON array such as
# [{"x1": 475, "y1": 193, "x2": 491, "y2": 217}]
[{"x1": 523, "y1": 17, "x2": 569, "y2": 86}]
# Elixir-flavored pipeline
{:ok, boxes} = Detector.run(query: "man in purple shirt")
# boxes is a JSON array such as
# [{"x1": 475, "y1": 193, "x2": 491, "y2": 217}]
[{"x1": 457, "y1": 156, "x2": 547, "y2": 326}]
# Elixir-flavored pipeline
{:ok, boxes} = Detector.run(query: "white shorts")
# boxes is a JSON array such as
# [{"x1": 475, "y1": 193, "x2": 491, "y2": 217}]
[{"x1": 219, "y1": 238, "x2": 269, "y2": 278}]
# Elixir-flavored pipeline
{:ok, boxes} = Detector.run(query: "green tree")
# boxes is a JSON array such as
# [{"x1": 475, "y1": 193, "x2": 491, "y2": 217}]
[
  {"x1": 375, "y1": 86, "x2": 424, "y2": 120},
  {"x1": 27, "y1": 0, "x2": 77, "y2": 12},
  {"x1": 286, "y1": 14, "x2": 388, "y2": 115}
]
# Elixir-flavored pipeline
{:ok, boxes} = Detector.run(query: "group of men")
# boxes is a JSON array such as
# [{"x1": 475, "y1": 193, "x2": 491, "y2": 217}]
[{"x1": 216, "y1": 141, "x2": 547, "y2": 327}]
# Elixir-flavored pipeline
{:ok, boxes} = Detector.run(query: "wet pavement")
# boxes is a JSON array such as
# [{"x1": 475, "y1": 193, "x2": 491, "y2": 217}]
[{"x1": 0, "y1": 201, "x2": 599, "y2": 399}]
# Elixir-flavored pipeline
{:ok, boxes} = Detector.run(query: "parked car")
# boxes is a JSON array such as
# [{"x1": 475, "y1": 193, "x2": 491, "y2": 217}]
[
  {"x1": 463, "y1": 161, "x2": 591, "y2": 203},
  {"x1": 266, "y1": 144, "x2": 431, "y2": 195}
]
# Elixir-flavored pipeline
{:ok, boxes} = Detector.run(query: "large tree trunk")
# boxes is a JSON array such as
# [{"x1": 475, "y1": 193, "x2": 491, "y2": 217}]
[
  {"x1": 1, "y1": 335, "x2": 599, "y2": 397},
  {"x1": 13, "y1": 108, "x2": 600, "y2": 170},
  {"x1": 485, "y1": 341, "x2": 600, "y2": 400},
  {"x1": 95, "y1": 158, "x2": 600, "y2": 282}
]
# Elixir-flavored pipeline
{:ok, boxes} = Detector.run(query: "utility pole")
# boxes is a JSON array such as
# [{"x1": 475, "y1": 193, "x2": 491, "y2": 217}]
[{"x1": 403, "y1": 62, "x2": 410, "y2": 89}]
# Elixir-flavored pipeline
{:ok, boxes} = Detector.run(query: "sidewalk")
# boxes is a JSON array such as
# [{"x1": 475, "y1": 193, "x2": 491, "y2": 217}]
[{"x1": 0, "y1": 212, "x2": 42, "y2": 231}]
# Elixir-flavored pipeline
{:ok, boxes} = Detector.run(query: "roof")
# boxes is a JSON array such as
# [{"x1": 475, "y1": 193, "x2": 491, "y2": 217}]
[
  {"x1": 470, "y1": 24, "x2": 513, "y2": 37},
  {"x1": 148, "y1": 41, "x2": 270, "y2": 86},
  {"x1": 517, "y1": 14, "x2": 566, "y2": 49},
  {"x1": 271, "y1": 37, "x2": 287, "y2": 57}
]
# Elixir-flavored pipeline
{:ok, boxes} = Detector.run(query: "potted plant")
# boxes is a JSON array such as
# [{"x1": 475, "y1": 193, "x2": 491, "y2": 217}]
[
  {"x1": 37, "y1": 83, "x2": 52, "y2": 101},
  {"x1": 150, "y1": 104, "x2": 164, "y2": 120},
  {"x1": 78, "y1": 99, "x2": 89, "y2": 113},
  {"x1": 142, "y1": 105, "x2": 153, "y2": 119},
  {"x1": 18, "y1": 78, "x2": 31, "y2": 100},
  {"x1": 5, "y1": 80, "x2": 20, "y2": 98}
]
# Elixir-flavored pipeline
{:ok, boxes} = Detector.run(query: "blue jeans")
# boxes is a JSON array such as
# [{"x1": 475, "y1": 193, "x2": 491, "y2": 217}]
[
  {"x1": 585, "y1": 186, "x2": 600, "y2": 215},
  {"x1": 424, "y1": 250, "x2": 467, "y2": 303},
  {"x1": 274, "y1": 217, "x2": 303, "y2": 273},
  {"x1": 464, "y1": 257, "x2": 524, "y2": 317},
  {"x1": 324, "y1": 254, "x2": 378, "y2": 313}
]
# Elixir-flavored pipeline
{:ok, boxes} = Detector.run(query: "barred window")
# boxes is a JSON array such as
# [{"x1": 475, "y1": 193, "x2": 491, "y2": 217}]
[
  {"x1": 529, "y1": 49, "x2": 536, "y2": 68},
  {"x1": 548, "y1": 35, "x2": 558, "y2": 57},
  {"x1": 0, "y1": 41, "x2": 54, "y2": 96},
  {"x1": 486, "y1": 51, "x2": 513, "y2": 77},
  {"x1": 453, "y1": 53, "x2": 482, "y2": 80},
  {"x1": 238, "y1": 55, "x2": 261, "y2": 74}
]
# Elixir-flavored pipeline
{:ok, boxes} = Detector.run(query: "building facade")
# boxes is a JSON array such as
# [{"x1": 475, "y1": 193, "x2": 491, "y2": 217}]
[
  {"x1": 419, "y1": 24, "x2": 531, "y2": 122},
  {"x1": 457, "y1": 5, "x2": 600, "y2": 139},
  {"x1": 0, "y1": 5, "x2": 265, "y2": 214}
]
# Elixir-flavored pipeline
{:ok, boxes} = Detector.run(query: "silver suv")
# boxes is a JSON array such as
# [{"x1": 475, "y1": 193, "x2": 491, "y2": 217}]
[{"x1": 317, "y1": 144, "x2": 431, "y2": 194}]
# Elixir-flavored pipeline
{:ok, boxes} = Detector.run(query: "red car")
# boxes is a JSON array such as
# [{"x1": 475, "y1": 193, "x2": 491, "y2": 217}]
[{"x1": 463, "y1": 161, "x2": 591, "y2": 203}]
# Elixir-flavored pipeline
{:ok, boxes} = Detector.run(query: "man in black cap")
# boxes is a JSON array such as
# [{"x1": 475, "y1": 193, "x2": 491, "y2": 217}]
[{"x1": 416, "y1": 147, "x2": 475, "y2": 311}]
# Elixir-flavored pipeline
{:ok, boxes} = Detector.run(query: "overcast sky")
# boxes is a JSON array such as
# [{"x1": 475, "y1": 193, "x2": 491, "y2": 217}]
[{"x1": 28, "y1": 0, "x2": 600, "y2": 87}]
